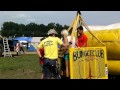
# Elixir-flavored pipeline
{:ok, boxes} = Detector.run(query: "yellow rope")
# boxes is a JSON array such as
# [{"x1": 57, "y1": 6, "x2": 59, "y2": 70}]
[
  {"x1": 79, "y1": 15, "x2": 105, "y2": 46},
  {"x1": 67, "y1": 11, "x2": 105, "y2": 46}
]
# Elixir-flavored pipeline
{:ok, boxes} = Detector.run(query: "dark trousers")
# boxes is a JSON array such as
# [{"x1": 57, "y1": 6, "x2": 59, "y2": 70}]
[
  {"x1": 43, "y1": 58, "x2": 61, "y2": 79},
  {"x1": 20, "y1": 47, "x2": 25, "y2": 53}
]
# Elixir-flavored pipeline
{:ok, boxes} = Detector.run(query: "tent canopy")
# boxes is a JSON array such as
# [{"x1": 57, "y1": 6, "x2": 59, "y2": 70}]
[{"x1": 13, "y1": 37, "x2": 32, "y2": 42}]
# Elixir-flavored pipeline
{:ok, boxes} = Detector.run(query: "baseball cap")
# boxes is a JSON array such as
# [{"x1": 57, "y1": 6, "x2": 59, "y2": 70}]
[{"x1": 47, "y1": 29, "x2": 58, "y2": 35}]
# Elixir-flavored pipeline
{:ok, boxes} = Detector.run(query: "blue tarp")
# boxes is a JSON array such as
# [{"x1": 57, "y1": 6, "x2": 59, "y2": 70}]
[
  {"x1": 13, "y1": 37, "x2": 32, "y2": 42},
  {"x1": 13, "y1": 37, "x2": 36, "y2": 52},
  {"x1": 28, "y1": 45, "x2": 36, "y2": 52}
]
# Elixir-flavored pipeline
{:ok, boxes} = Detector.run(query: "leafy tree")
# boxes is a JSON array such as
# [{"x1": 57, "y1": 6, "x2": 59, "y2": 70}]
[{"x1": 1, "y1": 21, "x2": 70, "y2": 37}]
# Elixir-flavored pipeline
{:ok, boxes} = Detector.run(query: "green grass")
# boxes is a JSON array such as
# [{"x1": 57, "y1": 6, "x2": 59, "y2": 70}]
[{"x1": 0, "y1": 54, "x2": 42, "y2": 79}]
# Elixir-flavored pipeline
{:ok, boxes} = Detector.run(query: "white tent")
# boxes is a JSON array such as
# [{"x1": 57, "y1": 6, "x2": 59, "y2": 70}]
[
  {"x1": 84, "y1": 23, "x2": 120, "y2": 31},
  {"x1": 31, "y1": 37, "x2": 43, "y2": 43},
  {"x1": 30, "y1": 37, "x2": 43, "y2": 49}
]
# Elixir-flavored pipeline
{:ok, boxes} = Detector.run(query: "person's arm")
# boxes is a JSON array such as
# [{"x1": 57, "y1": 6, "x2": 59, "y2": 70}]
[
  {"x1": 82, "y1": 35, "x2": 88, "y2": 47},
  {"x1": 36, "y1": 41, "x2": 43, "y2": 58},
  {"x1": 36, "y1": 47, "x2": 42, "y2": 58},
  {"x1": 62, "y1": 35, "x2": 69, "y2": 47},
  {"x1": 57, "y1": 37, "x2": 68, "y2": 47},
  {"x1": 75, "y1": 38, "x2": 79, "y2": 47},
  {"x1": 63, "y1": 35, "x2": 68, "y2": 49},
  {"x1": 82, "y1": 42, "x2": 87, "y2": 47},
  {"x1": 57, "y1": 37, "x2": 68, "y2": 55},
  {"x1": 82, "y1": 43, "x2": 87, "y2": 47}
]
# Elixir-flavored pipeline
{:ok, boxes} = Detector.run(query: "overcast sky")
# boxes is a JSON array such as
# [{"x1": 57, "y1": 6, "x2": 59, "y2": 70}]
[{"x1": 0, "y1": 11, "x2": 120, "y2": 29}]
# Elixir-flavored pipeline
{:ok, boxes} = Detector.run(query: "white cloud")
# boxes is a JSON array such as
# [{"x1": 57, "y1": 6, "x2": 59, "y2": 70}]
[
  {"x1": 81, "y1": 11, "x2": 120, "y2": 25},
  {"x1": 16, "y1": 13, "x2": 27, "y2": 18},
  {"x1": 0, "y1": 11, "x2": 120, "y2": 31},
  {"x1": 0, "y1": 11, "x2": 37, "y2": 27},
  {"x1": 26, "y1": 18, "x2": 36, "y2": 22},
  {"x1": 9, "y1": 12, "x2": 34, "y2": 21}
]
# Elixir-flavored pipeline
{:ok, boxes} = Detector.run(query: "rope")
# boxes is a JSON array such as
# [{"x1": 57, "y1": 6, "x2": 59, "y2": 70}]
[
  {"x1": 79, "y1": 14, "x2": 105, "y2": 46},
  {"x1": 67, "y1": 11, "x2": 105, "y2": 46}
]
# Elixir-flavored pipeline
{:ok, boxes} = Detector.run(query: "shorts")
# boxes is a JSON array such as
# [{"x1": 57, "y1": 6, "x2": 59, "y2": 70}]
[{"x1": 64, "y1": 54, "x2": 69, "y2": 61}]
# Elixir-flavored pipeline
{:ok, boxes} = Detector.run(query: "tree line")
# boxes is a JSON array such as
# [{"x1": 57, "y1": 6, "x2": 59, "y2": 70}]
[{"x1": 1, "y1": 22, "x2": 69, "y2": 37}]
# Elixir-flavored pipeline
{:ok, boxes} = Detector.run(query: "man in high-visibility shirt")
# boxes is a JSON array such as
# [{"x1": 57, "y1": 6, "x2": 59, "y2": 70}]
[
  {"x1": 76, "y1": 26, "x2": 88, "y2": 47},
  {"x1": 36, "y1": 29, "x2": 68, "y2": 79}
]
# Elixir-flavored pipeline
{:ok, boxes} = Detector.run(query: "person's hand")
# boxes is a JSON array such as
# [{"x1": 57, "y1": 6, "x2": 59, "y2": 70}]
[
  {"x1": 69, "y1": 42, "x2": 72, "y2": 45},
  {"x1": 39, "y1": 55, "x2": 42, "y2": 59},
  {"x1": 40, "y1": 57, "x2": 44, "y2": 60},
  {"x1": 77, "y1": 47, "x2": 81, "y2": 49},
  {"x1": 58, "y1": 48, "x2": 60, "y2": 51}
]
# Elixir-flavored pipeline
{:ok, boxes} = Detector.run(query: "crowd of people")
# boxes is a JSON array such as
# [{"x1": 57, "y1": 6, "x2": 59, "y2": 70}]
[{"x1": 36, "y1": 26, "x2": 88, "y2": 79}]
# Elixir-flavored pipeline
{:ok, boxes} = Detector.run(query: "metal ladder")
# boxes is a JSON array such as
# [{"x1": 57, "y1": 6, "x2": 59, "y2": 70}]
[{"x1": 3, "y1": 37, "x2": 12, "y2": 57}]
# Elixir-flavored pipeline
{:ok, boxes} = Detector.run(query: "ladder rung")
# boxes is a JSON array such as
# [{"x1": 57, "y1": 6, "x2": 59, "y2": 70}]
[
  {"x1": 4, "y1": 48, "x2": 10, "y2": 50},
  {"x1": 5, "y1": 50, "x2": 10, "y2": 52},
  {"x1": 3, "y1": 38, "x2": 12, "y2": 57},
  {"x1": 4, "y1": 49, "x2": 10, "y2": 50}
]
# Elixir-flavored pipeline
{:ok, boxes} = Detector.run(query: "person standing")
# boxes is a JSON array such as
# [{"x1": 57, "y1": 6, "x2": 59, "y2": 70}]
[
  {"x1": 76, "y1": 26, "x2": 88, "y2": 47},
  {"x1": 19, "y1": 42, "x2": 25, "y2": 54},
  {"x1": 39, "y1": 37, "x2": 46, "y2": 79},
  {"x1": 15, "y1": 42, "x2": 20, "y2": 56},
  {"x1": 60, "y1": 29, "x2": 76, "y2": 79},
  {"x1": 36, "y1": 29, "x2": 68, "y2": 79}
]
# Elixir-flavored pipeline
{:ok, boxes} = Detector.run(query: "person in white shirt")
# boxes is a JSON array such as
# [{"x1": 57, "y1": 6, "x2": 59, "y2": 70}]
[
  {"x1": 15, "y1": 42, "x2": 20, "y2": 55},
  {"x1": 60, "y1": 29, "x2": 76, "y2": 79}
]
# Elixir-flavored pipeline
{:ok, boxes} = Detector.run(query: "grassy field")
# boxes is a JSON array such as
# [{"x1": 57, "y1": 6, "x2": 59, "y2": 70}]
[
  {"x1": 0, "y1": 54, "x2": 42, "y2": 79},
  {"x1": 1, "y1": 53, "x2": 117, "y2": 79}
]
